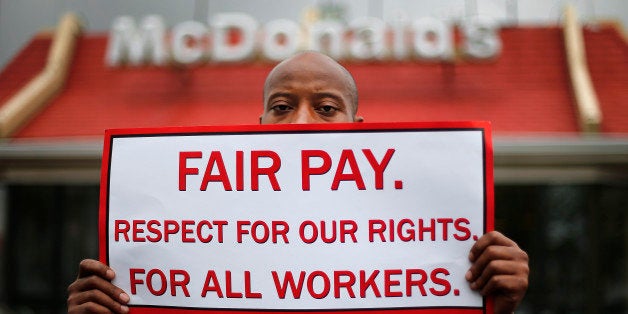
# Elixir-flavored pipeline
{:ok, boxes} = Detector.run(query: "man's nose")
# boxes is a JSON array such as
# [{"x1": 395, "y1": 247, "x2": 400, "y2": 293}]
[{"x1": 291, "y1": 104, "x2": 318, "y2": 124}]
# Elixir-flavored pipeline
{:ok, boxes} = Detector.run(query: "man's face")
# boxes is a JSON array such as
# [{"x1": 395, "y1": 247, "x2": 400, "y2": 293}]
[{"x1": 260, "y1": 53, "x2": 361, "y2": 124}]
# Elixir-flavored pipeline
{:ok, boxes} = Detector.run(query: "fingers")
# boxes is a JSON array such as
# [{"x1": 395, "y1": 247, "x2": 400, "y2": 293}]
[
  {"x1": 466, "y1": 243, "x2": 528, "y2": 288},
  {"x1": 67, "y1": 288, "x2": 129, "y2": 314},
  {"x1": 68, "y1": 259, "x2": 130, "y2": 314},
  {"x1": 479, "y1": 273, "x2": 529, "y2": 298},
  {"x1": 77, "y1": 259, "x2": 115, "y2": 280},
  {"x1": 467, "y1": 258, "x2": 528, "y2": 292},
  {"x1": 68, "y1": 302, "x2": 118, "y2": 314},
  {"x1": 465, "y1": 231, "x2": 529, "y2": 289},
  {"x1": 468, "y1": 231, "x2": 517, "y2": 262},
  {"x1": 476, "y1": 272, "x2": 528, "y2": 314}
]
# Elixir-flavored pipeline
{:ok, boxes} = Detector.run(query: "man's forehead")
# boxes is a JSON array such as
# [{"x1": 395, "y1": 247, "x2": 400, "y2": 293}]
[
  {"x1": 268, "y1": 70, "x2": 344, "y2": 89},
  {"x1": 265, "y1": 61, "x2": 350, "y2": 94},
  {"x1": 265, "y1": 77, "x2": 352, "y2": 111}
]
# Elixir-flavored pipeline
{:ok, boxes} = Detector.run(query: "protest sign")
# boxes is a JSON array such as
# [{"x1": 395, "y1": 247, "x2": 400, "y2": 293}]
[{"x1": 99, "y1": 121, "x2": 494, "y2": 313}]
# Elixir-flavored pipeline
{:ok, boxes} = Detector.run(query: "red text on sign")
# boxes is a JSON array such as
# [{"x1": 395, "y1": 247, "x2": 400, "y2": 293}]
[
  {"x1": 179, "y1": 150, "x2": 281, "y2": 191},
  {"x1": 301, "y1": 149, "x2": 396, "y2": 191},
  {"x1": 298, "y1": 220, "x2": 358, "y2": 244},
  {"x1": 271, "y1": 268, "x2": 452, "y2": 299},
  {"x1": 201, "y1": 270, "x2": 262, "y2": 298},
  {"x1": 368, "y1": 218, "x2": 471, "y2": 242},
  {"x1": 236, "y1": 220, "x2": 290, "y2": 243},
  {"x1": 130, "y1": 268, "x2": 191, "y2": 297},
  {"x1": 114, "y1": 219, "x2": 228, "y2": 243}
]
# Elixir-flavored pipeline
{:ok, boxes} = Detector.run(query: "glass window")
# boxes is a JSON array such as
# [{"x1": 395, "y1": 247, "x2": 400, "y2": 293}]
[
  {"x1": 496, "y1": 184, "x2": 627, "y2": 314},
  {"x1": 5, "y1": 185, "x2": 99, "y2": 313}
]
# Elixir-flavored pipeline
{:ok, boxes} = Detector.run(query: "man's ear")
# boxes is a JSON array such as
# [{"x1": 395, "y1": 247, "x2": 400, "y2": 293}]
[{"x1": 354, "y1": 116, "x2": 364, "y2": 123}]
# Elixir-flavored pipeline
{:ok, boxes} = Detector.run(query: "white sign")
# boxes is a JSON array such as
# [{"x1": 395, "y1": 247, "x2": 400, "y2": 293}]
[
  {"x1": 106, "y1": 13, "x2": 501, "y2": 66},
  {"x1": 100, "y1": 122, "x2": 494, "y2": 313}
]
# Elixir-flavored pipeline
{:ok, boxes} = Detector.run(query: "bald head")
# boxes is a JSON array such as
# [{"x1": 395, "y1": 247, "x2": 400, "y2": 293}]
[{"x1": 260, "y1": 51, "x2": 361, "y2": 124}]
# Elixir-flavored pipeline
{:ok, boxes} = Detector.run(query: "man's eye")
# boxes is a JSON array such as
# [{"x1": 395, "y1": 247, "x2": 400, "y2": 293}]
[
  {"x1": 271, "y1": 104, "x2": 292, "y2": 112},
  {"x1": 317, "y1": 105, "x2": 338, "y2": 114}
]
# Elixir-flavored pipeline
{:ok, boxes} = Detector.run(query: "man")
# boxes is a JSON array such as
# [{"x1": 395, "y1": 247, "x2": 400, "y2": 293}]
[{"x1": 68, "y1": 51, "x2": 529, "y2": 314}]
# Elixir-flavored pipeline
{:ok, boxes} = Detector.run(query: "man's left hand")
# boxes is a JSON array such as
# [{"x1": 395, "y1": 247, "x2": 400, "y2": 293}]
[{"x1": 466, "y1": 231, "x2": 529, "y2": 314}]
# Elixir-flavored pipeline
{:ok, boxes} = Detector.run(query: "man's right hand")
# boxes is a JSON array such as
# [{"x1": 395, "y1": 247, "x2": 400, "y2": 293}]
[{"x1": 67, "y1": 259, "x2": 130, "y2": 313}]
